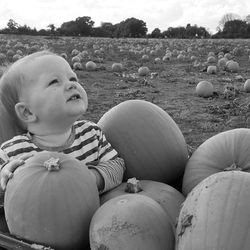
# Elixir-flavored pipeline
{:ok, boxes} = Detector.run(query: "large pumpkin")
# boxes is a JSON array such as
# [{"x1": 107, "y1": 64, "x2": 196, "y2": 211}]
[
  {"x1": 182, "y1": 128, "x2": 250, "y2": 196},
  {"x1": 4, "y1": 151, "x2": 100, "y2": 250},
  {"x1": 176, "y1": 171, "x2": 250, "y2": 250},
  {"x1": 98, "y1": 100, "x2": 188, "y2": 184},
  {"x1": 100, "y1": 178, "x2": 185, "y2": 232},
  {"x1": 89, "y1": 193, "x2": 174, "y2": 250}
]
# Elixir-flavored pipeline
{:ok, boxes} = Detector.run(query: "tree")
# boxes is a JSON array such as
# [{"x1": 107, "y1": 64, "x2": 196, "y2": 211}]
[
  {"x1": 115, "y1": 17, "x2": 147, "y2": 37},
  {"x1": 47, "y1": 24, "x2": 56, "y2": 34},
  {"x1": 60, "y1": 20, "x2": 79, "y2": 36},
  {"x1": 217, "y1": 13, "x2": 241, "y2": 31},
  {"x1": 245, "y1": 14, "x2": 250, "y2": 24},
  {"x1": 7, "y1": 19, "x2": 19, "y2": 32},
  {"x1": 223, "y1": 20, "x2": 248, "y2": 38},
  {"x1": 151, "y1": 28, "x2": 162, "y2": 38},
  {"x1": 75, "y1": 16, "x2": 94, "y2": 36}
]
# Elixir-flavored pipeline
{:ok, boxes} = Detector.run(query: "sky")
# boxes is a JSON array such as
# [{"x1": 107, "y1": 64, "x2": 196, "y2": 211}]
[{"x1": 0, "y1": 0, "x2": 249, "y2": 34}]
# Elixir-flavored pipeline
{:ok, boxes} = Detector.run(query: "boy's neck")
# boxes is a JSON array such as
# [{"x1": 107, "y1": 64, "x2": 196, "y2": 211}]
[{"x1": 29, "y1": 127, "x2": 73, "y2": 148}]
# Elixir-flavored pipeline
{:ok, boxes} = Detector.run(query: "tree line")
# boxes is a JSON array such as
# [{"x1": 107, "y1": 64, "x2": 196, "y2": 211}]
[{"x1": 0, "y1": 13, "x2": 250, "y2": 39}]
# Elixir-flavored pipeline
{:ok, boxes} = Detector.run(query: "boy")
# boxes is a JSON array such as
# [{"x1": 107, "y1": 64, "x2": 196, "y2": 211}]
[{"x1": 0, "y1": 51, "x2": 125, "y2": 198}]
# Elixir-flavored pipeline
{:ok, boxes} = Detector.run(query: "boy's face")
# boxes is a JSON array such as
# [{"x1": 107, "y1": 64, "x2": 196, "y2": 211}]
[{"x1": 20, "y1": 54, "x2": 88, "y2": 126}]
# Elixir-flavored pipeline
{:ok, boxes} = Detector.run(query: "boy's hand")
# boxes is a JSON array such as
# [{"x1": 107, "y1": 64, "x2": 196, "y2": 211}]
[{"x1": 0, "y1": 153, "x2": 33, "y2": 191}]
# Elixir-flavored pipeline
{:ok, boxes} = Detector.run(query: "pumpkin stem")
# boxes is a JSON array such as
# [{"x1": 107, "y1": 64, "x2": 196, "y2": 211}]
[
  {"x1": 125, "y1": 177, "x2": 142, "y2": 193},
  {"x1": 224, "y1": 162, "x2": 242, "y2": 171},
  {"x1": 44, "y1": 157, "x2": 60, "y2": 171}
]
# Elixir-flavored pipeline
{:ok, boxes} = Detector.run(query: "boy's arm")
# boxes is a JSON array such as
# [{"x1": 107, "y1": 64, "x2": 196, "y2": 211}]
[{"x1": 88, "y1": 157, "x2": 125, "y2": 193}]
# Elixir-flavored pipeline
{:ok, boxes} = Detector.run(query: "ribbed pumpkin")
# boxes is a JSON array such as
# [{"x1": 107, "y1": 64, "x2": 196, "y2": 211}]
[
  {"x1": 4, "y1": 151, "x2": 100, "y2": 250},
  {"x1": 100, "y1": 178, "x2": 185, "y2": 232},
  {"x1": 98, "y1": 100, "x2": 188, "y2": 184},
  {"x1": 176, "y1": 171, "x2": 250, "y2": 250},
  {"x1": 90, "y1": 194, "x2": 174, "y2": 250},
  {"x1": 182, "y1": 128, "x2": 250, "y2": 196}
]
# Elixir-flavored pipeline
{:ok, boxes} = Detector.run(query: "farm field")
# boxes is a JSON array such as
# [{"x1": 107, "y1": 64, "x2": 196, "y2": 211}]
[{"x1": 1, "y1": 34, "x2": 248, "y2": 151}]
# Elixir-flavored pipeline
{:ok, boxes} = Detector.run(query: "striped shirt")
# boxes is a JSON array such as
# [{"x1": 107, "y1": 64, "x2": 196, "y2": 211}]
[{"x1": 0, "y1": 120, "x2": 125, "y2": 194}]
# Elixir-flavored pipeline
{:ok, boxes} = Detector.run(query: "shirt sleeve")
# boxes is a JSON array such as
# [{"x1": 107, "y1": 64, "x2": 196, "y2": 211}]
[
  {"x1": 96, "y1": 128, "x2": 119, "y2": 162},
  {"x1": 0, "y1": 148, "x2": 9, "y2": 170},
  {"x1": 0, "y1": 149, "x2": 9, "y2": 207},
  {"x1": 88, "y1": 157, "x2": 125, "y2": 194}
]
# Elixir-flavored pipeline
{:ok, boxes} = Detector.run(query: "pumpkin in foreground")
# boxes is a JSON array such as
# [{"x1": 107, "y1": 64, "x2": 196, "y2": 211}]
[
  {"x1": 98, "y1": 100, "x2": 188, "y2": 184},
  {"x1": 90, "y1": 193, "x2": 174, "y2": 250},
  {"x1": 100, "y1": 178, "x2": 185, "y2": 232},
  {"x1": 4, "y1": 151, "x2": 100, "y2": 250},
  {"x1": 176, "y1": 171, "x2": 250, "y2": 250},
  {"x1": 182, "y1": 128, "x2": 250, "y2": 196}
]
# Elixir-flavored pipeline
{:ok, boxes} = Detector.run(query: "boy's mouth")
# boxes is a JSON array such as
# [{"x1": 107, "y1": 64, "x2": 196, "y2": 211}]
[{"x1": 67, "y1": 93, "x2": 81, "y2": 101}]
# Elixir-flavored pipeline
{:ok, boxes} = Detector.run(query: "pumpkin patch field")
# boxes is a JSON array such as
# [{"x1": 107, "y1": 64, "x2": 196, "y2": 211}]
[{"x1": 1, "y1": 34, "x2": 250, "y2": 249}]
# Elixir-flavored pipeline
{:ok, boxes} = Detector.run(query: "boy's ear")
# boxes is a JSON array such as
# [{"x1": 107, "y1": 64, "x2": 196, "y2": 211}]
[{"x1": 15, "y1": 102, "x2": 37, "y2": 123}]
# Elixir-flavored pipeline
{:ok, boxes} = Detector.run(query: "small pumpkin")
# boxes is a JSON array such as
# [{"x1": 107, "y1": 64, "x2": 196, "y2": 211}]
[
  {"x1": 176, "y1": 171, "x2": 250, "y2": 250},
  {"x1": 86, "y1": 61, "x2": 97, "y2": 71},
  {"x1": 90, "y1": 194, "x2": 174, "y2": 250},
  {"x1": 98, "y1": 100, "x2": 188, "y2": 184},
  {"x1": 195, "y1": 80, "x2": 214, "y2": 97},
  {"x1": 138, "y1": 66, "x2": 150, "y2": 76},
  {"x1": 182, "y1": 128, "x2": 250, "y2": 196},
  {"x1": 4, "y1": 151, "x2": 100, "y2": 250},
  {"x1": 100, "y1": 178, "x2": 185, "y2": 232},
  {"x1": 111, "y1": 62, "x2": 123, "y2": 72},
  {"x1": 206, "y1": 65, "x2": 217, "y2": 74},
  {"x1": 226, "y1": 60, "x2": 239, "y2": 72},
  {"x1": 243, "y1": 79, "x2": 250, "y2": 92}
]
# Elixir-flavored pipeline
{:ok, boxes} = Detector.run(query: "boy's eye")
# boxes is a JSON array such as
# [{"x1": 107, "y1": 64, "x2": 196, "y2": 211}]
[
  {"x1": 48, "y1": 79, "x2": 58, "y2": 86},
  {"x1": 70, "y1": 77, "x2": 78, "y2": 82}
]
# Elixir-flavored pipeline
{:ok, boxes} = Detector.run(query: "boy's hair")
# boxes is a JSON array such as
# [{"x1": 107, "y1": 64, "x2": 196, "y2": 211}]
[{"x1": 0, "y1": 50, "x2": 56, "y2": 134}]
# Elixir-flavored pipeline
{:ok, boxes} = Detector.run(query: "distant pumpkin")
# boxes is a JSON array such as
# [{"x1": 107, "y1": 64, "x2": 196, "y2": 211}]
[
  {"x1": 86, "y1": 61, "x2": 97, "y2": 71},
  {"x1": 138, "y1": 66, "x2": 150, "y2": 76},
  {"x1": 196, "y1": 80, "x2": 214, "y2": 97}
]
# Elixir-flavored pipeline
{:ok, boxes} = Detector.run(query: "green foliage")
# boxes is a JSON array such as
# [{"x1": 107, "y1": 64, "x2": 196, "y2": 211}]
[{"x1": 213, "y1": 19, "x2": 250, "y2": 38}]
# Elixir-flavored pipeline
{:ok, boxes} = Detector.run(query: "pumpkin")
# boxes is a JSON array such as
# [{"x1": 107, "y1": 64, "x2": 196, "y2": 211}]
[
  {"x1": 226, "y1": 60, "x2": 239, "y2": 72},
  {"x1": 207, "y1": 56, "x2": 216, "y2": 63},
  {"x1": 195, "y1": 80, "x2": 214, "y2": 97},
  {"x1": 141, "y1": 54, "x2": 150, "y2": 62},
  {"x1": 138, "y1": 66, "x2": 149, "y2": 76},
  {"x1": 217, "y1": 57, "x2": 228, "y2": 70},
  {"x1": 73, "y1": 62, "x2": 83, "y2": 70},
  {"x1": 182, "y1": 128, "x2": 250, "y2": 196},
  {"x1": 89, "y1": 194, "x2": 174, "y2": 250},
  {"x1": 176, "y1": 171, "x2": 250, "y2": 250},
  {"x1": 85, "y1": 61, "x2": 97, "y2": 71},
  {"x1": 111, "y1": 63, "x2": 123, "y2": 72},
  {"x1": 71, "y1": 55, "x2": 81, "y2": 64},
  {"x1": 100, "y1": 178, "x2": 185, "y2": 232},
  {"x1": 98, "y1": 100, "x2": 188, "y2": 184},
  {"x1": 243, "y1": 79, "x2": 250, "y2": 92},
  {"x1": 4, "y1": 151, "x2": 100, "y2": 250},
  {"x1": 206, "y1": 65, "x2": 217, "y2": 74}
]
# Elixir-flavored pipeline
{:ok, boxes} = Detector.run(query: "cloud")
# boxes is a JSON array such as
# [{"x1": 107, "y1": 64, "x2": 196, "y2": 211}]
[{"x1": 0, "y1": 0, "x2": 249, "y2": 34}]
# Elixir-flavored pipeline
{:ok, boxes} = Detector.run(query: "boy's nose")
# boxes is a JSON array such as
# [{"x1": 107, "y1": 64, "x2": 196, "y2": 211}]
[{"x1": 66, "y1": 81, "x2": 77, "y2": 90}]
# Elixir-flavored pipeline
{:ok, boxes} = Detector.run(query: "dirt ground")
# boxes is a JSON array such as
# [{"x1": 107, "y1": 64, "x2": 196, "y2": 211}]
[{"x1": 76, "y1": 45, "x2": 250, "y2": 151}]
